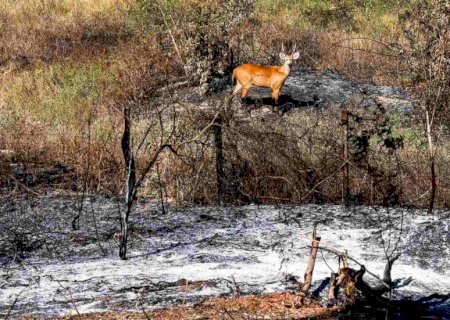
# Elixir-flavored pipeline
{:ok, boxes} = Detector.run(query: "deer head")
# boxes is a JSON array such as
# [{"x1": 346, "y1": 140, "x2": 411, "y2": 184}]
[{"x1": 279, "y1": 43, "x2": 300, "y2": 66}]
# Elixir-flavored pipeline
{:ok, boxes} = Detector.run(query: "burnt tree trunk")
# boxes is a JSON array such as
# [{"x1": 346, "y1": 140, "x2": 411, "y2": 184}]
[
  {"x1": 156, "y1": 161, "x2": 166, "y2": 215},
  {"x1": 341, "y1": 109, "x2": 350, "y2": 206},
  {"x1": 120, "y1": 104, "x2": 135, "y2": 260},
  {"x1": 213, "y1": 116, "x2": 225, "y2": 205}
]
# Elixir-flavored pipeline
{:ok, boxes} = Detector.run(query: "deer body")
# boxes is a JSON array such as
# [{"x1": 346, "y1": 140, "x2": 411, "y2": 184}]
[{"x1": 232, "y1": 46, "x2": 299, "y2": 104}]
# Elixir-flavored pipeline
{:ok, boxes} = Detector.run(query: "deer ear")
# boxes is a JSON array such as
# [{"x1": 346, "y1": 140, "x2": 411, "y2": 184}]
[
  {"x1": 279, "y1": 52, "x2": 286, "y2": 60},
  {"x1": 292, "y1": 52, "x2": 300, "y2": 60}
]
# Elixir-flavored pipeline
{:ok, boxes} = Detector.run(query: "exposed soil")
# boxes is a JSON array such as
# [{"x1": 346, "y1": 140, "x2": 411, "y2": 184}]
[{"x1": 55, "y1": 292, "x2": 344, "y2": 320}]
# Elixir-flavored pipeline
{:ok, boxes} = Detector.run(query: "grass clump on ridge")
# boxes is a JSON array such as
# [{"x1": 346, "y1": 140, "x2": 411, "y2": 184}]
[{"x1": 3, "y1": 60, "x2": 105, "y2": 126}]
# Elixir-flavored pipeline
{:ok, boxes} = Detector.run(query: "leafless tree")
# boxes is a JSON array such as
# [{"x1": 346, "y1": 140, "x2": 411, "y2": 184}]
[
  {"x1": 401, "y1": 0, "x2": 450, "y2": 214},
  {"x1": 118, "y1": 93, "x2": 228, "y2": 259}
]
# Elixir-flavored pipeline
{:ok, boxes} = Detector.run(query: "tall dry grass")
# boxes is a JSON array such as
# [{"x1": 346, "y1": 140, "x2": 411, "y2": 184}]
[{"x1": 0, "y1": 0, "x2": 132, "y2": 64}]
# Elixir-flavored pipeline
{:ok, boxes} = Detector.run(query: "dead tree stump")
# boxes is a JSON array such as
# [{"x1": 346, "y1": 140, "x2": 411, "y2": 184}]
[{"x1": 296, "y1": 226, "x2": 321, "y2": 307}]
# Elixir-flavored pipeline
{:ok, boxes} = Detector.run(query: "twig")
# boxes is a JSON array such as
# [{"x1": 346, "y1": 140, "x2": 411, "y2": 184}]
[
  {"x1": 5, "y1": 283, "x2": 29, "y2": 319},
  {"x1": 157, "y1": 1, "x2": 188, "y2": 76},
  {"x1": 156, "y1": 79, "x2": 192, "y2": 93},
  {"x1": 55, "y1": 280, "x2": 80, "y2": 317},
  {"x1": 72, "y1": 116, "x2": 93, "y2": 231},
  {"x1": 320, "y1": 248, "x2": 335, "y2": 273},
  {"x1": 7, "y1": 174, "x2": 41, "y2": 196},
  {"x1": 256, "y1": 175, "x2": 301, "y2": 198},
  {"x1": 183, "y1": 280, "x2": 188, "y2": 305},
  {"x1": 89, "y1": 197, "x2": 107, "y2": 255},
  {"x1": 222, "y1": 307, "x2": 236, "y2": 320},
  {"x1": 300, "y1": 160, "x2": 350, "y2": 202},
  {"x1": 345, "y1": 255, "x2": 397, "y2": 291},
  {"x1": 231, "y1": 275, "x2": 240, "y2": 297}
]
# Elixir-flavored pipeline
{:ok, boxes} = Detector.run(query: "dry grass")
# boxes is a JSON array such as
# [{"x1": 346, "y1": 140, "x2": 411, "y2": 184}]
[
  {"x1": 1, "y1": 0, "x2": 448, "y2": 208},
  {"x1": 0, "y1": 0, "x2": 133, "y2": 63},
  {"x1": 52, "y1": 292, "x2": 344, "y2": 320},
  {"x1": 0, "y1": 27, "x2": 168, "y2": 194},
  {"x1": 253, "y1": 6, "x2": 409, "y2": 85}
]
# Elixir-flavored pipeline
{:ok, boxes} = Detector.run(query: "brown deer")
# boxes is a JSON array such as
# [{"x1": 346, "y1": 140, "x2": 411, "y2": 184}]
[{"x1": 232, "y1": 44, "x2": 299, "y2": 105}]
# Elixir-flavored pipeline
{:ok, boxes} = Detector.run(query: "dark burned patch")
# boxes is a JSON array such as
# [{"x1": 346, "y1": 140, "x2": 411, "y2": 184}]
[
  {"x1": 186, "y1": 252, "x2": 260, "y2": 264},
  {"x1": 1, "y1": 161, "x2": 75, "y2": 193},
  {"x1": 70, "y1": 234, "x2": 99, "y2": 246},
  {"x1": 151, "y1": 225, "x2": 176, "y2": 235},
  {"x1": 80, "y1": 30, "x2": 121, "y2": 47},
  {"x1": 198, "y1": 213, "x2": 217, "y2": 221},
  {"x1": 239, "y1": 94, "x2": 319, "y2": 114}
]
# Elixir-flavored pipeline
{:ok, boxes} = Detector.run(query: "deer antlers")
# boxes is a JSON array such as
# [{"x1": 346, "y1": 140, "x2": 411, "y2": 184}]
[{"x1": 281, "y1": 43, "x2": 297, "y2": 54}]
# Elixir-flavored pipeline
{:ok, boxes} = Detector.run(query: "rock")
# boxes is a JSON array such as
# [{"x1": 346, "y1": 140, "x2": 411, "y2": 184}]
[
  {"x1": 375, "y1": 96, "x2": 413, "y2": 113},
  {"x1": 250, "y1": 107, "x2": 272, "y2": 118}
]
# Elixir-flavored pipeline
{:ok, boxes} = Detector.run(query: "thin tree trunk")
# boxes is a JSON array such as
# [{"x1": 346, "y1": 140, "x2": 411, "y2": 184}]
[
  {"x1": 122, "y1": 105, "x2": 132, "y2": 168},
  {"x1": 213, "y1": 117, "x2": 225, "y2": 205},
  {"x1": 156, "y1": 161, "x2": 166, "y2": 215},
  {"x1": 425, "y1": 109, "x2": 436, "y2": 214},
  {"x1": 429, "y1": 157, "x2": 436, "y2": 214},
  {"x1": 341, "y1": 109, "x2": 350, "y2": 206},
  {"x1": 120, "y1": 153, "x2": 135, "y2": 260},
  {"x1": 119, "y1": 202, "x2": 131, "y2": 260},
  {"x1": 120, "y1": 104, "x2": 135, "y2": 260}
]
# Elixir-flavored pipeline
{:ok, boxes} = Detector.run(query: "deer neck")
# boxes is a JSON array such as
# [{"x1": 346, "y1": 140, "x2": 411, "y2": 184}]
[{"x1": 280, "y1": 62, "x2": 291, "y2": 76}]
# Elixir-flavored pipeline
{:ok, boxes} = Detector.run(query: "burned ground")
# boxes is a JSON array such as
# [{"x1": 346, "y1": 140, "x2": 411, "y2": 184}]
[{"x1": 0, "y1": 195, "x2": 448, "y2": 318}]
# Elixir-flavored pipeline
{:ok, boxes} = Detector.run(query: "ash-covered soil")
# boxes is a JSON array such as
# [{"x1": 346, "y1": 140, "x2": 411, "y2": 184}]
[{"x1": 0, "y1": 195, "x2": 449, "y2": 318}]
